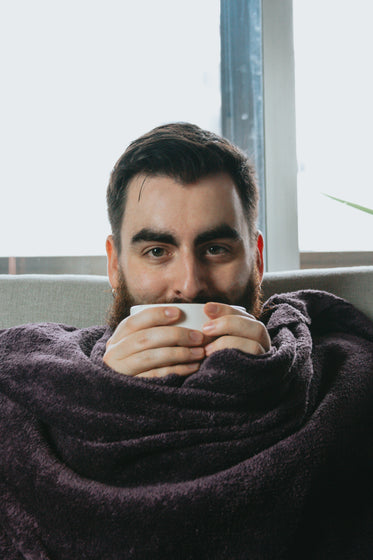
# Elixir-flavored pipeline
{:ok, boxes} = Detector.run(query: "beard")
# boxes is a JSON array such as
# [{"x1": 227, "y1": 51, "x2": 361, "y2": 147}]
[{"x1": 107, "y1": 265, "x2": 263, "y2": 331}]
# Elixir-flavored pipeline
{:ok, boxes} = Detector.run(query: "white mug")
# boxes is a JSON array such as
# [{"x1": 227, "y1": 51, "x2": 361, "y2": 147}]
[{"x1": 130, "y1": 303, "x2": 246, "y2": 332}]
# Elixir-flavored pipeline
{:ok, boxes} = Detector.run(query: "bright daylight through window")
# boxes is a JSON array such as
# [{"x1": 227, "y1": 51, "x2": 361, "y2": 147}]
[
  {"x1": 0, "y1": 0, "x2": 220, "y2": 258},
  {"x1": 293, "y1": 0, "x2": 373, "y2": 253}
]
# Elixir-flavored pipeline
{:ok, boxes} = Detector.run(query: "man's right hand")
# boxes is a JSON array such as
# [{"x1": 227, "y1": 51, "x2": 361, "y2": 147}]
[{"x1": 103, "y1": 306, "x2": 206, "y2": 378}]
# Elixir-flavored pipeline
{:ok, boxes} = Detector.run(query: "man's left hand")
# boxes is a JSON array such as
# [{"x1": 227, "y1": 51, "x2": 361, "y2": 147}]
[{"x1": 202, "y1": 302, "x2": 271, "y2": 357}]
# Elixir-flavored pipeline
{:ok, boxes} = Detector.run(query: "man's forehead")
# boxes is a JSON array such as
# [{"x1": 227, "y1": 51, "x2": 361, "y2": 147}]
[
  {"x1": 121, "y1": 172, "x2": 249, "y2": 241},
  {"x1": 126, "y1": 171, "x2": 237, "y2": 197}
]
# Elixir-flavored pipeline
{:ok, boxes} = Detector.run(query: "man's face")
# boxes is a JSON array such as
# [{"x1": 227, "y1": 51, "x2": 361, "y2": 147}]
[{"x1": 106, "y1": 173, "x2": 264, "y2": 328}]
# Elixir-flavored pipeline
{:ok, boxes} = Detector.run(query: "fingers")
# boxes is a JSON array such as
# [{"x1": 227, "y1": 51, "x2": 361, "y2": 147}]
[
  {"x1": 107, "y1": 326, "x2": 204, "y2": 360},
  {"x1": 204, "y1": 336, "x2": 265, "y2": 357},
  {"x1": 137, "y1": 362, "x2": 201, "y2": 379},
  {"x1": 202, "y1": 302, "x2": 271, "y2": 356},
  {"x1": 103, "y1": 305, "x2": 207, "y2": 378},
  {"x1": 103, "y1": 303, "x2": 271, "y2": 378},
  {"x1": 104, "y1": 342, "x2": 205, "y2": 376},
  {"x1": 109, "y1": 306, "x2": 182, "y2": 345},
  {"x1": 203, "y1": 314, "x2": 270, "y2": 352}
]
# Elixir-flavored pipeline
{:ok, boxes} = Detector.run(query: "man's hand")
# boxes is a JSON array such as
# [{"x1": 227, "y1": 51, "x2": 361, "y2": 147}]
[
  {"x1": 202, "y1": 302, "x2": 271, "y2": 356},
  {"x1": 103, "y1": 306, "x2": 207, "y2": 378},
  {"x1": 103, "y1": 303, "x2": 271, "y2": 379}
]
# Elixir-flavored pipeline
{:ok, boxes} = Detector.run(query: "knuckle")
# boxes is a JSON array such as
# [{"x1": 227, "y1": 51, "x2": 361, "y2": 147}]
[
  {"x1": 136, "y1": 332, "x2": 150, "y2": 349},
  {"x1": 139, "y1": 351, "x2": 154, "y2": 370},
  {"x1": 124, "y1": 315, "x2": 138, "y2": 331}
]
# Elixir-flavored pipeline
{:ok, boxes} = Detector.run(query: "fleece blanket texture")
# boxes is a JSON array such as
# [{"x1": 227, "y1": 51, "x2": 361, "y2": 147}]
[{"x1": 0, "y1": 290, "x2": 372, "y2": 560}]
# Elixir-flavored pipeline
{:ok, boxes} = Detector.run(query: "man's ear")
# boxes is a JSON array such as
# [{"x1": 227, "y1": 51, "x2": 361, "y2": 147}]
[
  {"x1": 106, "y1": 235, "x2": 119, "y2": 289},
  {"x1": 256, "y1": 232, "x2": 264, "y2": 282}
]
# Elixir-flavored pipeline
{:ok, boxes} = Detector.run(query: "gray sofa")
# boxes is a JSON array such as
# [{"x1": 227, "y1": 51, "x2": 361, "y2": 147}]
[{"x1": 0, "y1": 266, "x2": 372, "y2": 329}]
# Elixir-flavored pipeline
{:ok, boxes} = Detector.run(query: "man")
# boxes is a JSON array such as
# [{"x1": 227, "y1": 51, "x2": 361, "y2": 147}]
[
  {"x1": 103, "y1": 122, "x2": 271, "y2": 378},
  {"x1": 0, "y1": 123, "x2": 372, "y2": 560}
]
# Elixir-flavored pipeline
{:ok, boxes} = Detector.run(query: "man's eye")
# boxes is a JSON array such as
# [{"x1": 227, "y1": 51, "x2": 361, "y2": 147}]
[
  {"x1": 206, "y1": 245, "x2": 227, "y2": 256},
  {"x1": 146, "y1": 247, "x2": 166, "y2": 258}
]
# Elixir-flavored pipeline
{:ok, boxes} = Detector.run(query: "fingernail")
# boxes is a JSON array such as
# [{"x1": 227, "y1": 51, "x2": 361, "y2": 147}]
[
  {"x1": 202, "y1": 321, "x2": 214, "y2": 332},
  {"x1": 190, "y1": 347, "x2": 204, "y2": 357},
  {"x1": 164, "y1": 307, "x2": 178, "y2": 317}
]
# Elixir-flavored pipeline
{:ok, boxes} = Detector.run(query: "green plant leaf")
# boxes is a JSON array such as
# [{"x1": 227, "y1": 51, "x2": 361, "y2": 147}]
[{"x1": 322, "y1": 194, "x2": 373, "y2": 215}]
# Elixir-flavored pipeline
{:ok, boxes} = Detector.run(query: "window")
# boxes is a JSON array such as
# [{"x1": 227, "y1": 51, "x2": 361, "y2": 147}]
[
  {"x1": 293, "y1": 0, "x2": 373, "y2": 266},
  {"x1": 0, "y1": 0, "x2": 220, "y2": 266},
  {"x1": 2, "y1": 0, "x2": 299, "y2": 274},
  {"x1": 4, "y1": 1, "x2": 366, "y2": 275}
]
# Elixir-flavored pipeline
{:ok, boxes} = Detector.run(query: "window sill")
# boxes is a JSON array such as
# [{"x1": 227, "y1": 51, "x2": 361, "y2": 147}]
[{"x1": 300, "y1": 251, "x2": 373, "y2": 269}]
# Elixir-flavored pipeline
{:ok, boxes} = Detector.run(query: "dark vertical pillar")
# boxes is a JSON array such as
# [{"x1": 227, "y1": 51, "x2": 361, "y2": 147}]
[{"x1": 221, "y1": 0, "x2": 266, "y2": 258}]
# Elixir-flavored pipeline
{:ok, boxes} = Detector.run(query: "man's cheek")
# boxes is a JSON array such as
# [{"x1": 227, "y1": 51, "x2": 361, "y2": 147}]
[{"x1": 127, "y1": 275, "x2": 164, "y2": 303}]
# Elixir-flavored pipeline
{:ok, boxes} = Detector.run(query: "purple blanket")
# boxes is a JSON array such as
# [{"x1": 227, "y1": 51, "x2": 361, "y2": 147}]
[{"x1": 0, "y1": 290, "x2": 372, "y2": 559}]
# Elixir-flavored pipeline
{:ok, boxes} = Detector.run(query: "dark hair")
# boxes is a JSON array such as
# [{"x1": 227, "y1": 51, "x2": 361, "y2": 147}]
[{"x1": 106, "y1": 122, "x2": 259, "y2": 252}]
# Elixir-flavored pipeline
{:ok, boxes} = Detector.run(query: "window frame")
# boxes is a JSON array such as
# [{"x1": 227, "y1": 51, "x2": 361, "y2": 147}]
[{"x1": 221, "y1": 0, "x2": 299, "y2": 272}]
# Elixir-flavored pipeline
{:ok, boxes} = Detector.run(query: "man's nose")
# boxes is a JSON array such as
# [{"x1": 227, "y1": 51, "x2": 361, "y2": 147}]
[{"x1": 171, "y1": 255, "x2": 207, "y2": 301}]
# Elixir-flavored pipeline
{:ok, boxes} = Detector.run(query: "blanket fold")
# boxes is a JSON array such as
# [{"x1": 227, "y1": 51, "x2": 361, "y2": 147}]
[{"x1": 0, "y1": 290, "x2": 372, "y2": 559}]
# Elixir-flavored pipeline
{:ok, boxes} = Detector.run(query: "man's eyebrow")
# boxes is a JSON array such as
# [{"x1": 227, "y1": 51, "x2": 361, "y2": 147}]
[
  {"x1": 131, "y1": 224, "x2": 242, "y2": 247},
  {"x1": 131, "y1": 228, "x2": 178, "y2": 246},
  {"x1": 194, "y1": 224, "x2": 242, "y2": 246}
]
